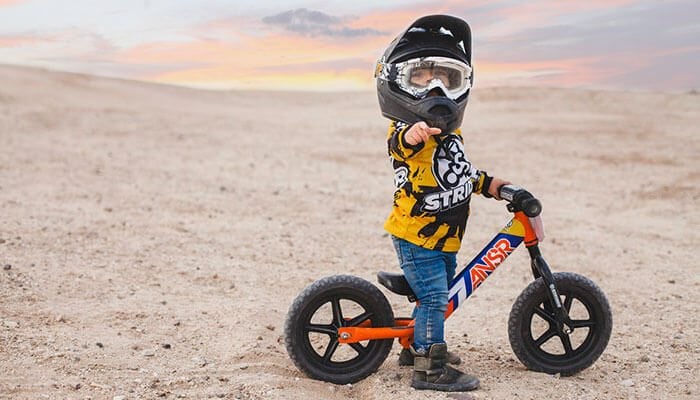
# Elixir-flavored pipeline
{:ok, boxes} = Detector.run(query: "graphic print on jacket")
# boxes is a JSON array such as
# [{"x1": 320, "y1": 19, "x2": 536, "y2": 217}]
[
  {"x1": 423, "y1": 136, "x2": 480, "y2": 213},
  {"x1": 385, "y1": 121, "x2": 487, "y2": 252}
]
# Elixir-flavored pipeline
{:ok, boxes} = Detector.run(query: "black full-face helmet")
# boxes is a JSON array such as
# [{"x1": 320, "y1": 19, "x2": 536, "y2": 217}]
[{"x1": 375, "y1": 15, "x2": 473, "y2": 133}]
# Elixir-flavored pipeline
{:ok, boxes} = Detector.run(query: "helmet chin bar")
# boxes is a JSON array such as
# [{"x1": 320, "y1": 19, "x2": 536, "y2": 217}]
[
  {"x1": 378, "y1": 82, "x2": 466, "y2": 134},
  {"x1": 415, "y1": 96, "x2": 462, "y2": 133},
  {"x1": 425, "y1": 105, "x2": 452, "y2": 132}
]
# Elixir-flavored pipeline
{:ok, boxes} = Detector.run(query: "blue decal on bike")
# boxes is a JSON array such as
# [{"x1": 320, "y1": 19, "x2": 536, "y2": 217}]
[{"x1": 448, "y1": 233, "x2": 523, "y2": 309}]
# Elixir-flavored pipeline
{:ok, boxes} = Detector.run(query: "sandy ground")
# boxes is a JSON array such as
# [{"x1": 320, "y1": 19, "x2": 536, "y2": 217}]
[{"x1": 0, "y1": 64, "x2": 698, "y2": 400}]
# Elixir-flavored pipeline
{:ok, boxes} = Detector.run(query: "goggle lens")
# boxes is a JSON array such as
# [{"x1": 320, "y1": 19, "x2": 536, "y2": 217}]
[
  {"x1": 387, "y1": 57, "x2": 472, "y2": 99},
  {"x1": 408, "y1": 64, "x2": 463, "y2": 90}
]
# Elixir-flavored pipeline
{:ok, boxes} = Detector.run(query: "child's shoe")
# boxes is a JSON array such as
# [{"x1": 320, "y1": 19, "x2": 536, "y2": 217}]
[
  {"x1": 398, "y1": 347, "x2": 461, "y2": 366},
  {"x1": 411, "y1": 344, "x2": 479, "y2": 392}
]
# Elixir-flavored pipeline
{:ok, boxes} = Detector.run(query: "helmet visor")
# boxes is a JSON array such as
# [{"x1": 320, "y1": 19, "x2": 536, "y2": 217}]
[{"x1": 396, "y1": 57, "x2": 472, "y2": 100}]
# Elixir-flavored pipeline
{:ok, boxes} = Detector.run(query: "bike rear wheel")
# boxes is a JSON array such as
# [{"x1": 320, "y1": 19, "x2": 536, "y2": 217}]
[
  {"x1": 508, "y1": 272, "x2": 612, "y2": 376},
  {"x1": 284, "y1": 275, "x2": 394, "y2": 384}
]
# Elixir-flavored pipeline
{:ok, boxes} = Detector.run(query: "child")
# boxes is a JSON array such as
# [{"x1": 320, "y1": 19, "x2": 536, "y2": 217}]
[{"x1": 374, "y1": 15, "x2": 510, "y2": 392}]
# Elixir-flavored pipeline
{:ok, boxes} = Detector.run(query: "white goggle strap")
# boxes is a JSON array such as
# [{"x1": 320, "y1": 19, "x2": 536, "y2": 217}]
[{"x1": 374, "y1": 58, "x2": 392, "y2": 79}]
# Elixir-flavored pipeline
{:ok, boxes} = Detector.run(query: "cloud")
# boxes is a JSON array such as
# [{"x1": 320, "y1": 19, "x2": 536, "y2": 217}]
[
  {"x1": 0, "y1": 34, "x2": 40, "y2": 47},
  {"x1": 600, "y1": 46, "x2": 700, "y2": 90},
  {"x1": 116, "y1": 24, "x2": 392, "y2": 91},
  {"x1": 4, "y1": 1, "x2": 694, "y2": 91},
  {"x1": 0, "y1": 28, "x2": 162, "y2": 81},
  {"x1": 0, "y1": 0, "x2": 24, "y2": 6},
  {"x1": 262, "y1": 8, "x2": 385, "y2": 38},
  {"x1": 257, "y1": 57, "x2": 372, "y2": 74},
  {"x1": 478, "y1": 1, "x2": 700, "y2": 61},
  {"x1": 443, "y1": 0, "x2": 700, "y2": 89}
]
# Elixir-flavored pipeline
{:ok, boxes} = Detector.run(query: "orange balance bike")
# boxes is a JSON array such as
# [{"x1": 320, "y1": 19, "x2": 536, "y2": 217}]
[{"x1": 284, "y1": 185, "x2": 612, "y2": 384}]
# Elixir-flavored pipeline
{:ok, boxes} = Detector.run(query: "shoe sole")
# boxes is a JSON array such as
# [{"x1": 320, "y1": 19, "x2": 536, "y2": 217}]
[{"x1": 411, "y1": 380, "x2": 479, "y2": 392}]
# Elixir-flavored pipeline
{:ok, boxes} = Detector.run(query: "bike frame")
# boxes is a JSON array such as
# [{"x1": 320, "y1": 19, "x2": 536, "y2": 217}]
[{"x1": 337, "y1": 210, "x2": 566, "y2": 349}]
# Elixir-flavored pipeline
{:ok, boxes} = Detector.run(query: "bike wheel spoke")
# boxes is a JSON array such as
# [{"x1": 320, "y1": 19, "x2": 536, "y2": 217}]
[
  {"x1": 323, "y1": 339, "x2": 340, "y2": 362},
  {"x1": 563, "y1": 295, "x2": 573, "y2": 312},
  {"x1": 331, "y1": 298, "x2": 344, "y2": 327},
  {"x1": 570, "y1": 319, "x2": 596, "y2": 329},
  {"x1": 349, "y1": 342, "x2": 368, "y2": 356},
  {"x1": 306, "y1": 324, "x2": 336, "y2": 336},
  {"x1": 559, "y1": 332, "x2": 574, "y2": 356},
  {"x1": 347, "y1": 311, "x2": 373, "y2": 327},
  {"x1": 533, "y1": 305, "x2": 557, "y2": 325},
  {"x1": 534, "y1": 328, "x2": 557, "y2": 348}
]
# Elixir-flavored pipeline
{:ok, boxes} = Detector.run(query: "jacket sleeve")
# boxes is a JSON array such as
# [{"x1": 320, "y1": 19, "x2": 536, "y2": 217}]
[{"x1": 387, "y1": 120, "x2": 424, "y2": 161}]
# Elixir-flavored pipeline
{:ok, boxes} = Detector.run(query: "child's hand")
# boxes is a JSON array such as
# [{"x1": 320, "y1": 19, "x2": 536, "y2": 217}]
[
  {"x1": 488, "y1": 177, "x2": 511, "y2": 200},
  {"x1": 405, "y1": 121, "x2": 442, "y2": 145}
]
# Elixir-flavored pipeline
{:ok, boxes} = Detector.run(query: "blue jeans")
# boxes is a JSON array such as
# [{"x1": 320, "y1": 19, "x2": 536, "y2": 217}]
[{"x1": 391, "y1": 236, "x2": 457, "y2": 353}]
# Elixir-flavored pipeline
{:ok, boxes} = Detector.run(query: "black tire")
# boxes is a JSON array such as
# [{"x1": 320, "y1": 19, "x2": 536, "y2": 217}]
[
  {"x1": 284, "y1": 275, "x2": 395, "y2": 384},
  {"x1": 508, "y1": 272, "x2": 612, "y2": 376}
]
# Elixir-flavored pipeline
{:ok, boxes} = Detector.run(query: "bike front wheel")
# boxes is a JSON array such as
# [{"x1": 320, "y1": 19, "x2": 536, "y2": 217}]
[
  {"x1": 284, "y1": 275, "x2": 395, "y2": 384},
  {"x1": 508, "y1": 272, "x2": 612, "y2": 376}
]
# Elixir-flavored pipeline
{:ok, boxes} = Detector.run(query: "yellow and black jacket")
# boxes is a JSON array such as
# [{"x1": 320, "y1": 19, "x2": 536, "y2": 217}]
[{"x1": 384, "y1": 121, "x2": 491, "y2": 252}]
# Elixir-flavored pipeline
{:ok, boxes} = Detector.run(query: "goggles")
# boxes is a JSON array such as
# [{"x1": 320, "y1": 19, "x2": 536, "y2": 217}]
[{"x1": 376, "y1": 56, "x2": 472, "y2": 100}]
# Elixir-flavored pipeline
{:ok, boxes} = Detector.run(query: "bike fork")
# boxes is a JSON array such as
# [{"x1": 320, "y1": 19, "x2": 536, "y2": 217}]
[{"x1": 528, "y1": 246, "x2": 573, "y2": 334}]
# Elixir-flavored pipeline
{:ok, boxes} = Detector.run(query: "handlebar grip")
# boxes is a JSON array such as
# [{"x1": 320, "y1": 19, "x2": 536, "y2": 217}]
[
  {"x1": 499, "y1": 184, "x2": 542, "y2": 217},
  {"x1": 521, "y1": 198, "x2": 542, "y2": 217},
  {"x1": 498, "y1": 184, "x2": 524, "y2": 203}
]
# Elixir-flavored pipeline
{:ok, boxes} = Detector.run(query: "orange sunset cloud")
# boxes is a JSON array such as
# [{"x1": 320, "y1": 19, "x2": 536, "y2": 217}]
[{"x1": 0, "y1": 1, "x2": 696, "y2": 91}]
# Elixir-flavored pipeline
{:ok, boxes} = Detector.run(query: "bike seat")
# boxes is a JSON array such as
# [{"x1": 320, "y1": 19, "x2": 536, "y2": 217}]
[{"x1": 377, "y1": 271, "x2": 416, "y2": 301}]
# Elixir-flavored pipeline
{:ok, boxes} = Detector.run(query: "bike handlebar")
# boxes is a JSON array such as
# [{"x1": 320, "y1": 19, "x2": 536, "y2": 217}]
[{"x1": 499, "y1": 184, "x2": 542, "y2": 217}]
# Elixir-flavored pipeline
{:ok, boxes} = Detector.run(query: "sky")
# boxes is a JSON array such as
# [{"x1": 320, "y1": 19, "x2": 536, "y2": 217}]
[{"x1": 0, "y1": 0, "x2": 698, "y2": 92}]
